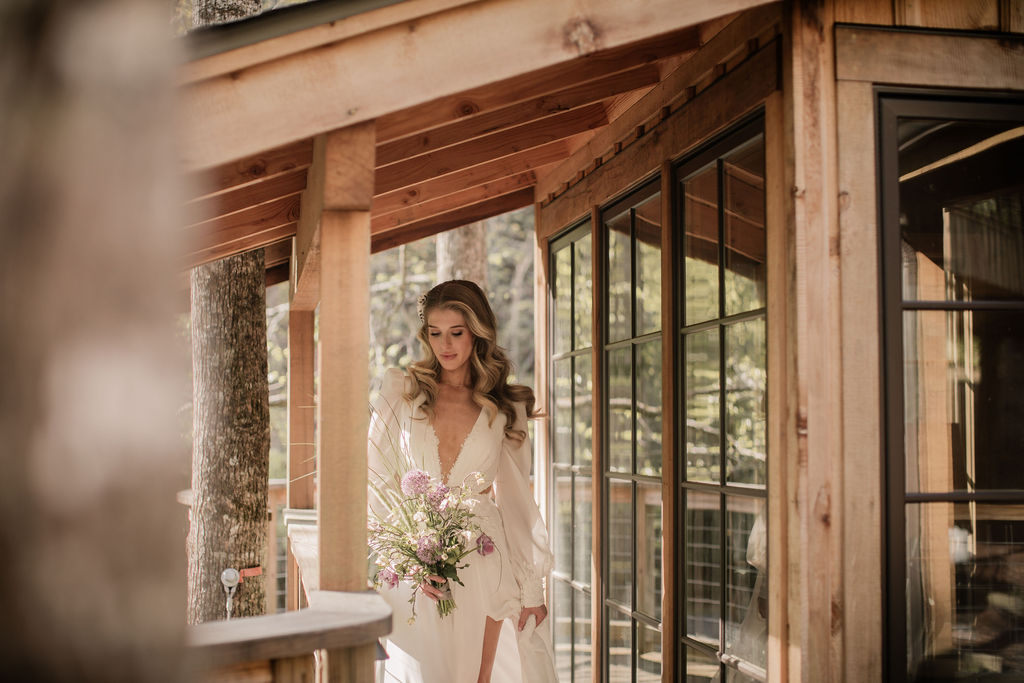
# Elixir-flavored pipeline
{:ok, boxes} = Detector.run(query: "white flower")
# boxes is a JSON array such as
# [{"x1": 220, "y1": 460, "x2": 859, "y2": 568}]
[{"x1": 413, "y1": 511, "x2": 427, "y2": 523}]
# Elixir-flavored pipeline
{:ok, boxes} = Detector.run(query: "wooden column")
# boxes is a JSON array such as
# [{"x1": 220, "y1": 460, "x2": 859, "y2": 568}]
[
  {"x1": 781, "y1": 1, "x2": 843, "y2": 681},
  {"x1": 288, "y1": 309, "x2": 316, "y2": 511}
]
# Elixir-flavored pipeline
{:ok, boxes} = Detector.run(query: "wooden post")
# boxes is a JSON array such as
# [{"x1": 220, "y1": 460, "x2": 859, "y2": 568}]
[
  {"x1": 316, "y1": 121, "x2": 377, "y2": 681},
  {"x1": 589, "y1": 204, "x2": 605, "y2": 683},
  {"x1": 288, "y1": 309, "x2": 316, "y2": 511}
]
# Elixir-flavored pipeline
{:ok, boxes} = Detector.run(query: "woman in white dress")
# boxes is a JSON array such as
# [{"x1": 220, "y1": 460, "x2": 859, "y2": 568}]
[{"x1": 368, "y1": 280, "x2": 558, "y2": 683}]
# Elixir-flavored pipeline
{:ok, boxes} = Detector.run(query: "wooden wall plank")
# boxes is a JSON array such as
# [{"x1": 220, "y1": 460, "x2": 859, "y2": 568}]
[
  {"x1": 537, "y1": 41, "x2": 778, "y2": 237},
  {"x1": 836, "y1": 26, "x2": 1024, "y2": 88},
  {"x1": 534, "y1": 2, "x2": 783, "y2": 204},
  {"x1": 371, "y1": 187, "x2": 533, "y2": 253},
  {"x1": 835, "y1": 0, "x2": 895, "y2": 24},
  {"x1": 376, "y1": 64, "x2": 661, "y2": 166},
  {"x1": 375, "y1": 103, "x2": 608, "y2": 195},
  {"x1": 180, "y1": 0, "x2": 777, "y2": 171},
  {"x1": 1006, "y1": 0, "x2": 1024, "y2": 31},
  {"x1": 188, "y1": 168, "x2": 307, "y2": 225},
  {"x1": 835, "y1": 78, "x2": 884, "y2": 683},
  {"x1": 373, "y1": 26, "x2": 705, "y2": 144},
  {"x1": 371, "y1": 138, "x2": 574, "y2": 216},
  {"x1": 895, "y1": 0, "x2": 999, "y2": 29}
]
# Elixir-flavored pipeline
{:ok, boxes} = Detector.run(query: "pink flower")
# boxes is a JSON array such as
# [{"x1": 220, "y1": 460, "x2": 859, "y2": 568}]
[
  {"x1": 379, "y1": 568, "x2": 399, "y2": 589},
  {"x1": 401, "y1": 469, "x2": 431, "y2": 496},
  {"x1": 427, "y1": 483, "x2": 450, "y2": 509},
  {"x1": 476, "y1": 533, "x2": 495, "y2": 556},
  {"x1": 416, "y1": 534, "x2": 441, "y2": 564}
]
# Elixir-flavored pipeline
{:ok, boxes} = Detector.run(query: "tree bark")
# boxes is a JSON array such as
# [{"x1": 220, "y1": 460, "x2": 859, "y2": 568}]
[
  {"x1": 188, "y1": 251, "x2": 270, "y2": 623},
  {"x1": 436, "y1": 221, "x2": 488, "y2": 289},
  {"x1": 192, "y1": 0, "x2": 260, "y2": 27}
]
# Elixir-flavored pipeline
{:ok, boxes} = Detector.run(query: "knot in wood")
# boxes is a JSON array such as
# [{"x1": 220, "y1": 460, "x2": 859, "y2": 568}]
[
  {"x1": 564, "y1": 17, "x2": 599, "y2": 56},
  {"x1": 457, "y1": 101, "x2": 480, "y2": 117}
]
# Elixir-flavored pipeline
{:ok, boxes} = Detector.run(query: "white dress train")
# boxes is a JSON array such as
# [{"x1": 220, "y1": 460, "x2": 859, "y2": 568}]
[{"x1": 368, "y1": 368, "x2": 558, "y2": 683}]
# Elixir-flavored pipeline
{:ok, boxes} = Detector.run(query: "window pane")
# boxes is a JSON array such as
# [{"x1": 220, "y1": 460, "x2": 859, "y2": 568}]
[
  {"x1": 552, "y1": 469, "x2": 572, "y2": 577},
  {"x1": 725, "y1": 318, "x2": 766, "y2": 487},
  {"x1": 574, "y1": 353, "x2": 593, "y2": 468},
  {"x1": 725, "y1": 496, "x2": 767, "y2": 673},
  {"x1": 553, "y1": 358, "x2": 572, "y2": 465},
  {"x1": 685, "y1": 644, "x2": 719, "y2": 683},
  {"x1": 906, "y1": 502, "x2": 1024, "y2": 678},
  {"x1": 574, "y1": 477, "x2": 593, "y2": 585},
  {"x1": 608, "y1": 211, "x2": 633, "y2": 342},
  {"x1": 555, "y1": 246, "x2": 572, "y2": 354},
  {"x1": 608, "y1": 347, "x2": 633, "y2": 474},
  {"x1": 637, "y1": 192, "x2": 663, "y2": 334},
  {"x1": 552, "y1": 579, "x2": 572, "y2": 682},
  {"x1": 574, "y1": 235, "x2": 593, "y2": 349},
  {"x1": 607, "y1": 607, "x2": 632, "y2": 683},
  {"x1": 686, "y1": 329, "x2": 721, "y2": 483},
  {"x1": 685, "y1": 489, "x2": 720, "y2": 646},
  {"x1": 608, "y1": 479, "x2": 633, "y2": 606},
  {"x1": 637, "y1": 622, "x2": 662, "y2": 683},
  {"x1": 723, "y1": 136, "x2": 766, "y2": 316},
  {"x1": 636, "y1": 339, "x2": 663, "y2": 476},
  {"x1": 637, "y1": 481, "x2": 663, "y2": 620},
  {"x1": 573, "y1": 589, "x2": 593, "y2": 683},
  {"x1": 904, "y1": 309, "x2": 1024, "y2": 493},
  {"x1": 684, "y1": 165, "x2": 720, "y2": 325},
  {"x1": 898, "y1": 119, "x2": 1024, "y2": 302}
]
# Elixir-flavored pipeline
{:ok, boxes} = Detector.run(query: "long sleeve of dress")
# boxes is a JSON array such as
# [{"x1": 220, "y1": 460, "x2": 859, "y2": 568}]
[
  {"x1": 367, "y1": 368, "x2": 408, "y2": 518},
  {"x1": 494, "y1": 402, "x2": 553, "y2": 608}
]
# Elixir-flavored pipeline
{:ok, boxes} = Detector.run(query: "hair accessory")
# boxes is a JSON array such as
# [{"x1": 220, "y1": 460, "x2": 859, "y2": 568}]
[{"x1": 416, "y1": 293, "x2": 429, "y2": 323}]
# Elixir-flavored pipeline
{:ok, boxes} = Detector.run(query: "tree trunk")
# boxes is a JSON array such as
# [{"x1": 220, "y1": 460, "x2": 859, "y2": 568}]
[
  {"x1": 188, "y1": 251, "x2": 270, "y2": 623},
  {"x1": 436, "y1": 221, "x2": 488, "y2": 289},
  {"x1": 192, "y1": 0, "x2": 260, "y2": 27}
]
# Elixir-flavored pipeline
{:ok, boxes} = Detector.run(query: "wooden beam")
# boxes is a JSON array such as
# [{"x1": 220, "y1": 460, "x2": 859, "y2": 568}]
[
  {"x1": 188, "y1": 167, "x2": 308, "y2": 225},
  {"x1": 288, "y1": 310, "x2": 316, "y2": 511},
  {"x1": 535, "y1": 2, "x2": 783, "y2": 202},
  {"x1": 371, "y1": 165, "x2": 554, "y2": 234},
  {"x1": 191, "y1": 140, "x2": 313, "y2": 197},
  {"x1": 180, "y1": 0, "x2": 777, "y2": 170},
  {"x1": 371, "y1": 187, "x2": 533, "y2": 253},
  {"x1": 186, "y1": 193, "x2": 300, "y2": 260},
  {"x1": 188, "y1": 222, "x2": 298, "y2": 269},
  {"x1": 265, "y1": 262, "x2": 289, "y2": 287},
  {"x1": 375, "y1": 102, "x2": 609, "y2": 195},
  {"x1": 836, "y1": 25, "x2": 1024, "y2": 88},
  {"x1": 371, "y1": 137, "x2": 575, "y2": 216},
  {"x1": 264, "y1": 238, "x2": 293, "y2": 269},
  {"x1": 375, "y1": 64, "x2": 662, "y2": 165}
]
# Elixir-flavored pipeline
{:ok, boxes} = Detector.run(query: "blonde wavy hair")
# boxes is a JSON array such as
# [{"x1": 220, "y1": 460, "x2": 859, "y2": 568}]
[{"x1": 406, "y1": 280, "x2": 536, "y2": 442}]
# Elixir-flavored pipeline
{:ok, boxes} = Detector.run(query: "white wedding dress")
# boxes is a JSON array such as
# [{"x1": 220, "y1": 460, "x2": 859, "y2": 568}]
[{"x1": 368, "y1": 368, "x2": 558, "y2": 683}]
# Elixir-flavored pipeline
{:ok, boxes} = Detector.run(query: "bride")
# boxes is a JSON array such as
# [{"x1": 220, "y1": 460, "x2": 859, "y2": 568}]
[{"x1": 368, "y1": 280, "x2": 558, "y2": 683}]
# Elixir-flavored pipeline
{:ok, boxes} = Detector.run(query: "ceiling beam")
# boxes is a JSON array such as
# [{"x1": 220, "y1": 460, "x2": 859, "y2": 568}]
[
  {"x1": 186, "y1": 194, "x2": 300, "y2": 266},
  {"x1": 191, "y1": 140, "x2": 313, "y2": 196},
  {"x1": 188, "y1": 167, "x2": 308, "y2": 224},
  {"x1": 375, "y1": 102, "x2": 607, "y2": 195},
  {"x1": 189, "y1": 222, "x2": 298, "y2": 268},
  {"x1": 371, "y1": 187, "x2": 533, "y2": 253},
  {"x1": 376, "y1": 64, "x2": 661, "y2": 166},
  {"x1": 179, "y1": 0, "x2": 776, "y2": 170}
]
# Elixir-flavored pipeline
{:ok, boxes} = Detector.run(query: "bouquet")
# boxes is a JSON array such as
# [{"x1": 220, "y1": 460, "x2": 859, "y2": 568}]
[{"x1": 368, "y1": 467, "x2": 495, "y2": 622}]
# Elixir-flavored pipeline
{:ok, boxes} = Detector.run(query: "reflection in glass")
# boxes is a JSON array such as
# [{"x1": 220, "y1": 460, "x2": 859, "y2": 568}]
[
  {"x1": 553, "y1": 470, "x2": 572, "y2": 576},
  {"x1": 608, "y1": 211, "x2": 633, "y2": 342},
  {"x1": 898, "y1": 119, "x2": 1024, "y2": 302},
  {"x1": 607, "y1": 606, "x2": 632, "y2": 683},
  {"x1": 684, "y1": 165, "x2": 720, "y2": 325},
  {"x1": 686, "y1": 489, "x2": 720, "y2": 646},
  {"x1": 636, "y1": 340, "x2": 663, "y2": 476},
  {"x1": 637, "y1": 622, "x2": 662, "y2": 683},
  {"x1": 555, "y1": 246, "x2": 572, "y2": 354},
  {"x1": 608, "y1": 347, "x2": 633, "y2": 473},
  {"x1": 637, "y1": 481, "x2": 663, "y2": 620},
  {"x1": 726, "y1": 319, "x2": 766, "y2": 486},
  {"x1": 552, "y1": 579, "x2": 572, "y2": 681},
  {"x1": 723, "y1": 137, "x2": 766, "y2": 316},
  {"x1": 573, "y1": 589, "x2": 592, "y2": 683},
  {"x1": 553, "y1": 358, "x2": 572, "y2": 465},
  {"x1": 903, "y1": 310, "x2": 1024, "y2": 493},
  {"x1": 906, "y1": 502, "x2": 1024, "y2": 677},
  {"x1": 685, "y1": 644, "x2": 719, "y2": 683},
  {"x1": 686, "y1": 329, "x2": 721, "y2": 482},
  {"x1": 574, "y1": 478, "x2": 593, "y2": 585},
  {"x1": 574, "y1": 354, "x2": 593, "y2": 467},
  {"x1": 636, "y1": 192, "x2": 663, "y2": 335},
  {"x1": 725, "y1": 497, "x2": 767, "y2": 674},
  {"x1": 575, "y1": 235, "x2": 593, "y2": 348},
  {"x1": 608, "y1": 479, "x2": 633, "y2": 606}
]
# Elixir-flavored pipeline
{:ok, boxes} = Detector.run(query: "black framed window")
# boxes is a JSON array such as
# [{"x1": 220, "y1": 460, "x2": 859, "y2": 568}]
[
  {"x1": 880, "y1": 92, "x2": 1024, "y2": 681},
  {"x1": 677, "y1": 117, "x2": 767, "y2": 683},
  {"x1": 602, "y1": 178, "x2": 665, "y2": 683},
  {"x1": 551, "y1": 222, "x2": 595, "y2": 683}
]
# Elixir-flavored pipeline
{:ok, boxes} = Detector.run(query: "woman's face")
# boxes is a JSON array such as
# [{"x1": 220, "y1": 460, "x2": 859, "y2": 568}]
[{"x1": 426, "y1": 307, "x2": 475, "y2": 377}]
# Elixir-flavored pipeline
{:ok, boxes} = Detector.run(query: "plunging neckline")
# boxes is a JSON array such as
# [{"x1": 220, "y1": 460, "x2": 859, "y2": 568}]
[{"x1": 431, "y1": 407, "x2": 484, "y2": 485}]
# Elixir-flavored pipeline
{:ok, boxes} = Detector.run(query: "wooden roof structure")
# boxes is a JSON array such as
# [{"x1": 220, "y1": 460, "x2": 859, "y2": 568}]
[{"x1": 179, "y1": 0, "x2": 775, "y2": 283}]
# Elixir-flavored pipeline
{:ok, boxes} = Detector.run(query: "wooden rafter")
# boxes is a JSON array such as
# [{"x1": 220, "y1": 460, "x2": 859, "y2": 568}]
[
  {"x1": 188, "y1": 168, "x2": 308, "y2": 224},
  {"x1": 186, "y1": 193, "x2": 300, "y2": 267},
  {"x1": 192, "y1": 140, "x2": 313, "y2": 196}
]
